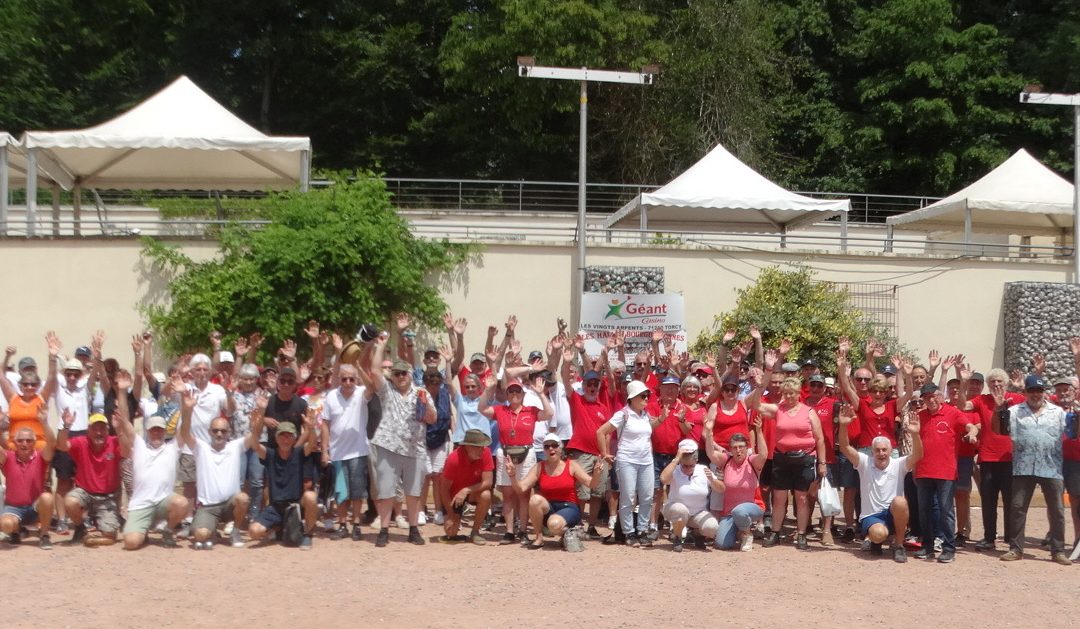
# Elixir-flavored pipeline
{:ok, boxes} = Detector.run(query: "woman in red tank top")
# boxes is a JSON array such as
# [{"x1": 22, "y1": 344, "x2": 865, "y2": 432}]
[
  {"x1": 707, "y1": 377, "x2": 751, "y2": 449},
  {"x1": 507, "y1": 434, "x2": 604, "y2": 549}
]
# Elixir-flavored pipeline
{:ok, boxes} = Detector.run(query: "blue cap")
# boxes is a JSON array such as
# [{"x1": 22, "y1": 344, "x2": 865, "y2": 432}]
[
  {"x1": 661, "y1": 375, "x2": 681, "y2": 386},
  {"x1": 1024, "y1": 374, "x2": 1046, "y2": 390},
  {"x1": 582, "y1": 370, "x2": 601, "y2": 382},
  {"x1": 881, "y1": 365, "x2": 897, "y2": 375}
]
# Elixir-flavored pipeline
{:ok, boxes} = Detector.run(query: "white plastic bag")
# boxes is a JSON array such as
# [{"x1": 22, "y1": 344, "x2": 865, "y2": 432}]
[{"x1": 818, "y1": 476, "x2": 842, "y2": 517}]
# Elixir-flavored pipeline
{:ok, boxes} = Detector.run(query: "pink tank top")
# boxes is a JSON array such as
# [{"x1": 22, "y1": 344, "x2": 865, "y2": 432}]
[
  {"x1": 720, "y1": 455, "x2": 759, "y2": 517},
  {"x1": 774, "y1": 403, "x2": 815, "y2": 453}
]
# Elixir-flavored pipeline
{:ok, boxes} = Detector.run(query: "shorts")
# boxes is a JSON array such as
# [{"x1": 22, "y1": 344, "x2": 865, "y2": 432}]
[
  {"x1": 829, "y1": 457, "x2": 860, "y2": 489},
  {"x1": 69, "y1": 487, "x2": 121, "y2": 533},
  {"x1": 859, "y1": 508, "x2": 895, "y2": 536},
  {"x1": 566, "y1": 450, "x2": 609, "y2": 501},
  {"x1": 770, "y1": 453, "x2": 817, "y2": 492},
  {"x1": 425, "y1": 441, "x2": 451, "y2": 475},
  {"x1": 333, "y1": 456, "x2": 370, "y2": 503},
  {"x1": 371, "y1": 444, "x2": 424, "y2": 499},
  {"x1": 255, "y1": 501, "x2": 291, "y2": 530},
  {"x1": 1064, "y1": 460, "x2": 1080, "y2": 500},
  {"x1": 177, "y1": 453, "x2": 196, "y2": 484},
  {"x1": 759, "y1": 459, "x2": 774, "y2": 487},
  {"x1": 653, "y1": 453, "x2": 675, "y2": 486},
  {"x1": 52, "y1": 429, "x2": 86, "y2": 480},
  {"x1": 192, "y1": 497, "x2": 240, "y2": 532},
  {"x1": 496, "y1": 447, "x2": 537, "y2": 487},
  {"x1": 1, "y1": 504, "x2": 40, "y2": 525},
  {"x1": 956, "y1": 456, "x2": 975, "y2": 492},
  {"x1": 123, "y1": 497, "x2": 171, "y2": 535},
  {"x1": 544, "y1": 500, "x2": 582, "y2": 527}
]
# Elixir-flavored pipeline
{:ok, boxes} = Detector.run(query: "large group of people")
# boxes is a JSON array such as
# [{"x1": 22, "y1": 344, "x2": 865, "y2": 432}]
[{"x1": 0, "y1": 316, "x2": 1076, "y2": 567}]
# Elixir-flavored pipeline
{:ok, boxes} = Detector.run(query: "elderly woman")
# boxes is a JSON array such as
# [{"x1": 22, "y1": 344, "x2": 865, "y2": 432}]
[
  {"x1": 598, "y1": 380, "x2": 661, "y2": 547},
  {"x1": 2, "y1": 337, "x2": 61, "y2": 451},
  {"x1": 706, "y1": 421, "x2": 768, "y2": 551},
  {"x1": 660, "y1": 439, "x2": 723, "y2": 551},
  {"x1": 754, "y1": 377, "x2": 826, "y2": 550},
  {"x1": 507, "y1": 433, "x2": 603, "y2": 549},
  {"x1": 478, "y1": 375, "x2": 553, "y2": 544}
]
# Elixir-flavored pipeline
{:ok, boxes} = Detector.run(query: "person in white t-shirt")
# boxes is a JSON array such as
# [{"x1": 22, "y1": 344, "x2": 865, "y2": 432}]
[
  {"x1": 320, "y1": 363, "x2": 374, "y2": 541},
  {"x1": 660, "y1": 439, "x2": 724, "y2": 552},
  {"x1": 51, "y1": 356, "x2": 91, "y2": 533},
  {"x1": 838, "y1": 403, "x2": 922, "y2": 563},
  {"x1": 116, "y1": 408, "x2": 188, "y2": 550},
  {"x1": 598, "y1": 380, "x2": 662, "y2": 547},
  {"x1": 178, "y1": 354, "x2": 230, "y2": 528},
  {"x1": 178, "y1": 377, "x2": 255, "y2": 550}
]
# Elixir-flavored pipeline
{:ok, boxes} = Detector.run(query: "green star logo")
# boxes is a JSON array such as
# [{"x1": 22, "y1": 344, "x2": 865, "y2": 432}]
[{"x1": 604, "y1": 297, "x2": 631, "y2": 320}]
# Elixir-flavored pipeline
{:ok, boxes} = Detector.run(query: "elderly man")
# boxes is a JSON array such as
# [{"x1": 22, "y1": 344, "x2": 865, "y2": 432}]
[
  {"x1": 368, "y1": 336, "x2": 436, "y2": 547},
  {"x1": 115, "y1": 372, "x2": 188, "y2": 549},
  {"x1": 177, "y1": 353, "x2": 230, "y2": 534},
  {"x1": 838, "y1": 403, "x2": 922, "y2": 563},
  {"x1": 320, "y1": 363, "x2": 374, "y2": 541},
  {"x1": 437, "y1": 429, "x2": 494, "y2": 544},
  {"x1": 0, "y1": 407, "x2": 56, "y2": 548},
  {"x1": 561, "y1": 359, "x2": 614, "y2": 539},
  {"x1": 994, "y1": 375, "x2": 1071, "y2": 565},
  {"x1": 57, "y1": 406, "x2": 130, "y2": 546},
  {"x1": 910, "y1": 383, "x2": 978, "y2": 563},
  {"x1": 249, "y1": 403, "x2": 319, "y2": 549},
  {"x1": 179, "y1": 377, "x2": 254, "y2": 550}
]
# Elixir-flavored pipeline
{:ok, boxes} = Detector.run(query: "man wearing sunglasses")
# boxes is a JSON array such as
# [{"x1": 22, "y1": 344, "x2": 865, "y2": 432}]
[
  {"x1": 320, "y1": 363, "x2": 375, "y2": 541},
  {"x1": 176, "y1": 353, "x2": 230, "y2": 533},
  {"x1": 0, "y1": 408, "x2": 57, "y2": 549}
]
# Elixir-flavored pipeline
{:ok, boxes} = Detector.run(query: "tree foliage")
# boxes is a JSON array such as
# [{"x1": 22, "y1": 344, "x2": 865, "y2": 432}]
[
  {"x1": 691, "y1": 266, "x2": 902, "y2": 372},
  {"x1": 142, "y1": 175, "x2": 473, "y2": 356}
]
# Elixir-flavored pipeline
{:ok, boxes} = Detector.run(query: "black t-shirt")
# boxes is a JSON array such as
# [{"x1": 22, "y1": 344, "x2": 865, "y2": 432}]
[
  {"x1": 263, "y1": 395, "x2": 307, "y2": 443},
  {"x1": 263, "y1": 445, "x2": 306, "y2": 503}
]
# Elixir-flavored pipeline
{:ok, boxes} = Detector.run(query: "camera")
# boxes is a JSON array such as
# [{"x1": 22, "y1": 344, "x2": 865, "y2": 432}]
[{"x1": 357, "y1": 324, "x2": 379, "y2": 343}]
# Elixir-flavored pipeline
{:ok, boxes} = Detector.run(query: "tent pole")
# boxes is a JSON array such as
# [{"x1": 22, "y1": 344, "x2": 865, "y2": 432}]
[
  {"x1": 640, "y1": 206, "x2": 647, "y2": 244},
  {"x1": 26, "y1": 148, "x2": 37, "y2": 237},
  {"x1": 840, "y1": 211, "x2": 848, "y2": 253},
  {"x1": 73, "y1": 185, "x2": 81, "y2": 237},
  {"x1": 51, "y1": 185, "x2": 60, "y2": 236},
  {"x1": 885, "y1": 225, "x2": 894, "y2": 253},
  {"x1": 300, "y1": 150, "x2": 311, "y2": 192},
  {"x1": 0, "y1": 145, "x2": 7, "y2": 236},
  {"x1": 780, "y1": 225, "x2": 787, "y2": 249},
  {"x1": 964, "y1": 200, "x2": 972, "y2": 256},
  {"x1": 1073, "y1": 104, "x2": 1079, "y2": 283}
]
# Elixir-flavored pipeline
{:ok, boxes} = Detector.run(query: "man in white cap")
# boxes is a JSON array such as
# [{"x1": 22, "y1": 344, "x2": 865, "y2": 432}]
[
  {"x1": 116, "y1": 400, "x2": 189, "y2": 550},
  {"x1": 51, "y1": 355, "x2": 92, "y2": 533}
]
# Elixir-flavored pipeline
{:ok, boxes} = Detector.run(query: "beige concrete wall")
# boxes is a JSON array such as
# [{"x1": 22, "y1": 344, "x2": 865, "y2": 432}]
[{"x1": 0, "y1": 236, "x2": 1070, "y2": 374}]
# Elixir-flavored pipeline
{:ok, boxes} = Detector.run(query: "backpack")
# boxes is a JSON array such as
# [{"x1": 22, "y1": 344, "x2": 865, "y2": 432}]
[{"x1": 281, "y1": 503, "x2": 304, "y2": 547}]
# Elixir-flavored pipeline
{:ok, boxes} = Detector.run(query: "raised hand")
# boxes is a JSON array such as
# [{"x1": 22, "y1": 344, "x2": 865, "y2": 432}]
[
  {"x1": 748, "y1": 367, "x2": 764, "y2": 388},
  {"x1": 837, "y1": 403, "x2": 855, "y2": 425},
  {"x1": 235, "y1": 336, "x2": 250, "y2": 357},
  {"x1": 131, "y1": 334, "x2": 143, "y2": 356},
  {"x1": 1009, "y1": 369, "x2": 1023, "y2": 390},
  {"x1": 941, "y1": 354, "x2": 957, "y2": 371},
  {"x1": 573, "y1": 334, "x2": 585, "y2": 352},
  {"x1": 303, "y1": 407, "x2": 317, "y2": 429},
  {"x1": 249, "y1": 332, "x2": 264, "y2": 349},
  {"x1": 442, "y1": 312, "x2": 455, "y2": 331},
  {"x1": 483, "y1": 372, "x2": 497, "y2": 389},
  {"x1": 652, "y1": 328, "x2": 665, "y2": 343},
  {"x1": 332, "y1": 333, "x2": 344, "y2": 352},
  {"x1": 614, "y1": 330, "x2": 625, "y2": 348},
  {"x1": 438, "y1": 345, "x2": 452, "y2": 362},
  {"x1": 254, "y1": 389, "x2": 270, "y2": 412},
  {"x1": 114, "y1": 369, "x2": 133, "y2": 391},
  {"x1": 505, "y1": 315, "x2": 518, "y2": 334},
  {"x1": 749, "y1": 325, "x2": 761, "y2": 341},
  {"x1": 395, "y1": 313, "x2": 411, "y2": 332},
  {"x1": 763, "y1": 348, "x2": 778, "y2": 371},
  {"x1": 487, "y1": 325, "x2": 498, "y2": 339},
  {"x1": 180, "y1": 387, "x2": 197, "y2": 413},
  {"x1": 557, "y1": 317, "x2": 568, "y2": 335},
  {"x1": 1032, "y1": 352, "x2": 1047, "y2": 374},
  {"x1": 900, "y1": 357, "x2": 913, "y2": 375},
  {"x1": 209, "y1": 330, "x2": 223, "y2": 350},
  {"x1": 306, "y1": 319, "x2": 321, "y2": 339},
  {"x1": 485, "y1": 346, "x2": 499, "y2": 364},
  {"x1": 905, "y1": 414, "x2": 921, "y2": 434},
  {"x1": 959, "y1": 363, "x2": 973, "y2": 380},
  {"x1": 280, "y1": 339, "x2": 297, "y2": 359},
  {"x1": 606, "y1": 334, "x2": 617, "y2": 351},
  {"x1": 837, "y1": 336, "x2": 850, "y2": 357},
  {"x1": 928, "y1": 349, "x2": 941, "y2": 370},
  {"x1": 1071, "y1": 337, "x2": 1080, "y2": 358},
  {"x1": 723, "y1": 329, "x2": 737, "y2": 344},
  {"x1": 318, "y1": 331, "x2": 330, "y2": 347},
  {"x1": 61, "y1": 407, "x2": 75, "y2": 429},
  {"x1": 778, "y1": 338, "x2": 792, "y2": 356},
  {"x1": 454, "y1": 318, "x2": 467, "y2": 336},
  {"x1": 550, "y1": 335, "x2": 564, "y2": 353},
  {"x1": 42, "y1": 333, "x2": 63, "y2": 359},
  {"x1": 530, "y1": 378, "x2": 546, "y2": 395}
]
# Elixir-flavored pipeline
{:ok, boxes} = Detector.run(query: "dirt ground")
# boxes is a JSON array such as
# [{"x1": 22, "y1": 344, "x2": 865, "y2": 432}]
[{"x1": 4, "y1": 505, "x2": 1073, "y2": 629}]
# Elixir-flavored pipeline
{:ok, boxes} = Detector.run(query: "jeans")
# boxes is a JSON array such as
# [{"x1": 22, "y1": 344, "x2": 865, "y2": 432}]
[
  {"x1": 242, "y1": 449, "x2": 265, "y2": 517},
  {"x1": 915, "y1": 478, "x2": 956, "y2": 553},
  {"x1": 615, "y1": 459, "x2": 654, "y2": 535},
  {"x1": 979, "y1": 461, "x2": 1013, "y2": 542},
  {"x1": 1008, "y1": 475, "x2": 1066, "y2": 554},
  {"x1": 716, "y1": 503, "x2": 764, "y2": 549}
]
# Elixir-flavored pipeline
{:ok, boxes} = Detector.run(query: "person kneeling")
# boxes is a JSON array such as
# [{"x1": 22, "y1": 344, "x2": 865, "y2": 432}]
[
  {"x1": 437, "y1": 429, "x2": 494, "y2": 545},
  {"x1": 661, "y1": 439, "x2": 723, "y2": 552},
  {"x1": 508, "y1": 433, "x2": 604, "y2": 549},
  {"x1": 248, "y1": 411, "x2": 320, "y2": 550}
]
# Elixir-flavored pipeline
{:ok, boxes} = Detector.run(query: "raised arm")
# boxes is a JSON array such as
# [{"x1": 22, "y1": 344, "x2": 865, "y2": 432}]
[
  {"x1": 129, "y1": 335, "x2": 144, "y2": 400},
  {"x1": 894, "y1": 355, "x2": 912, "y2": 408},
  {"x1": 368, "y1": 334, "x2": 388, "y2": 391},
  {"x1": 55, "y1": 408, "x2": 75, "y2": 452},
  {"x1": 246, "y1": 391, "x2": 268, "y2": 455},
  {"x1": 749, "y1": 325, "x2": 764, "y2": 367},
  {"x1": 301, "y1": 407, "x2": 318, "y2": 456},
  {"x1": 835, "y1": 355, "x2": 860, "y2": 406},
  {"x1": 111, "y1": 374, "x2": 136, "y2": 459},
  {"x1": 904, "y1": 413, "x2": 923, "y2": 470},
  {"x1": 447, "y1": 314, "x2": 466, "y2": 376},
  {"x1": 40, "y1": 332, "x2": 62, "y2": 401},
  {"x1": 0, "y1": 346, "x2": 17, "y2": 401},
  {"x1": 38, "y1": 403, "x2": 57, "y2": 463},
  {"x1": 750, "y1": 415, "x2": 768, "y2": 470},
  {"x1": 507, "y1": 459, "x2": 541, "y2": 495},
  {"x1": 837, "y1": 403, "x2": 860, "y2": 467},
  {"x1": 476, "y1": 373, "x2": 498, "y2": 419}
]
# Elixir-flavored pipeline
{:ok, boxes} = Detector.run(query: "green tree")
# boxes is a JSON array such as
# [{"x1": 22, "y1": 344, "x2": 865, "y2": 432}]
[
  {"x1": 691, "y1": 265, "x2": 899, "y2": 371},
  {"x1": 141, "y1": 174, "x2": 473, "y2": 356}
]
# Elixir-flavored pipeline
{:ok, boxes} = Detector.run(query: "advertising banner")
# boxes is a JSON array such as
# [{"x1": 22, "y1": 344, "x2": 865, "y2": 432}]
[{"x1": 579, "y1": 293, "x2": 686, "y2": 358}]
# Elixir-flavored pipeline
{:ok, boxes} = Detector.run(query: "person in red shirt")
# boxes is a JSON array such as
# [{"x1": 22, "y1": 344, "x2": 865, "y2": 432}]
[
  {"x1": 57, "y1": 404, "x2": 132, "y2": 546},
  {"x1": 437, "y1": 429, "x2": 494, "y2": 545},
  {"x1": 912, "y1": 383, "x2": 978, "y2": 563},
  {"x1": 478, "y1": 376, "x2": 552, "y2": 544},
  {"x1": 561, "y1": 355, "x2": 614, "y2": 538},
  {"x1": 0, "y1": 405, "x2": 57, "y2": 549},
  {"x1": 958, "y1": 367, "x2": 1024, "y2": 551},
  {"x1": 804, "y1": 374, "x2": 839, "y2": 546},
  {"x1": 947, "y1": 374, "x2": 984, "y2": 546},
  {"x1": 508, "y1": 433, "x2": 604, "y2": 549}
]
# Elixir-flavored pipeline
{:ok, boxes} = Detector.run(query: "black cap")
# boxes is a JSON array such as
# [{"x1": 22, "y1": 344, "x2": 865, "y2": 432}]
[
  {"x1": 919, "y1": 383, "x2": 939, "y2": 396},
  {"x1": 881, "y1": 365, "x2": 897, "y2": 376},
  {"x1": 808, "y1": 374, "x2": 826, "y2": 384},
  {"x1": 528, "y1": 350, "x2": 544, "y2": 362},
  {"x1": 801, "y1": 358, "x2": 819, "y2": 368}
]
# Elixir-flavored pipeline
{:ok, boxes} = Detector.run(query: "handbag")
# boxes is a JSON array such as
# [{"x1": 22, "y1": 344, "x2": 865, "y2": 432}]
[
  {"x1": 773, "y1": 450, "x2": 810, "y2": 466},
  {"x1": 817, "y1": 476, "x2": 842, "y2": 517},
  {"x1": 503, "y1": 445, "x2": 530, "y2": 464}
]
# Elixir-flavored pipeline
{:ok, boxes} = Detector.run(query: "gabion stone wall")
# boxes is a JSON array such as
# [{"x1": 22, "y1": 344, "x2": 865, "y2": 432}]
[
  {"x1": 585, "y1": 266, "x2": 664, "y2": 294},
  {"x1": 1003, "y1": 282, "x2": 1080, "y2": 378}
]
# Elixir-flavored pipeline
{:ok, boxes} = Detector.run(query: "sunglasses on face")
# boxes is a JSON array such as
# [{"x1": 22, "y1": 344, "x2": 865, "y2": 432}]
[
  {"x1": 278, "y1": 379, "x2": 296, "y2": 385},
  {"x1": 339, "y1": 377, "x2": 357, "y2": 383},
  {"x1": 810, "y1": 383, "x2": 825, "y2": 388},
  {"x1": 20, "y1": 382, "x2": 38, "y2": 388},
  {"x1": 392, "y1": 371, "x2": 410, "y2": 377},
  {"x1": 637, "y1": 393, "x2": 651, "y2": 400},
  {"x1": 722, "y1": 386, "x2": 738, "y2": 393},
  {"x1": 15, "y1": 438, "x2": 34, "y2": 443},
  {"x1": 463, "y1": 385, "x2": 479, "y2": 391},
  {"x1": 585, "y1": 382, "x2": 601, "y2": 389},
  {"x1": 543, "y1": 443, "x2": 560, "y2": 450},
  {"x1": 855, "y1": 377, "x2": 871, "y2": 382},
  {"x1": 634, "y1": 362, "x2": 648, "y2": 367}
]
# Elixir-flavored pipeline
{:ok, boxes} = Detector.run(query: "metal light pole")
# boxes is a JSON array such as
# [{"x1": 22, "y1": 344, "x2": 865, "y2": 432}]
[
  {"x1": 1020, "y1": 89, "x2": 1080, "y2": 282},
  {"x1": 517, "y1": 58, "x2": 656, "y2": 327}
]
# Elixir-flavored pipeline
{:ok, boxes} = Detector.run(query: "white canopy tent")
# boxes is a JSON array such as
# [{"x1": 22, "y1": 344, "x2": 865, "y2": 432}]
[
  {"x1": 605, "y1": 143, "x2": 850, "y2": 241},
  {"x1": 885, "y1": 149, "x2": 1075, "y2": 241},
  {"x1": 18, "y1": 75, "x2": 311, "y2": 235},
  {"x1": 1, "y1": 132, "x2": 66, "y2": 235}
]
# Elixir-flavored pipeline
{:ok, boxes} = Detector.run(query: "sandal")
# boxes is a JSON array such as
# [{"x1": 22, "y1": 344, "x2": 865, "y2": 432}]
[
  {"x1": 437, "y1": 535, "x2": 468, "y2": 544},
  {"x1": 527, "y1": 537, "x2": 545, "y2": 550},
  {"x1": 470, "y1": 534, "x2": 487, "y2": 546}
]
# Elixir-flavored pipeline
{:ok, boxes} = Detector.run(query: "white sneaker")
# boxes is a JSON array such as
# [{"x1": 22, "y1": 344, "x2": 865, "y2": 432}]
[
  {"x1": 434, "y1": 511, "x2": 445, "y2": 525},
  {"x1": 607, "y1": 516, "x2": 617, "y2": 529},
  {"x1": 934, "y1": 537, "x2": 944, "y2": 553},
  {"x1": 417, "y1": 511, "x2": 428, "y2": 526},
  {"x1": 394, "y1": 515, "x2": 408, "y2": 529},
  {"x1": 223, "y1": 522, "x2": 234, "y2": 535},
  {"x1": 323, "y1": 517, "x2": 337, "y2": 531},
  {"x1": 370, "y1": 516, "x2": 382, "y2": 529},
  {"x1": 740, "y1": 531, "x2": 754, "y2": 552}
]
